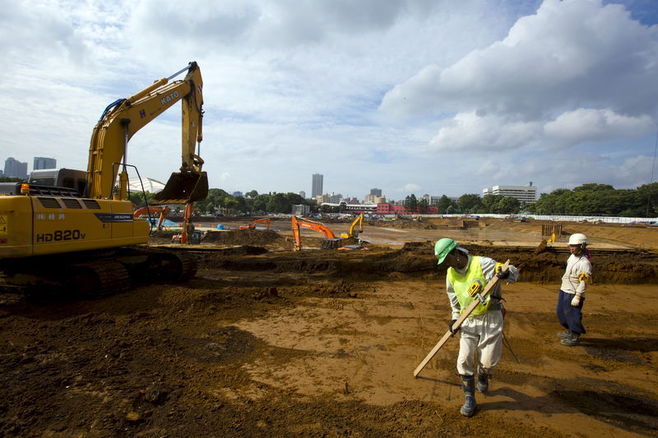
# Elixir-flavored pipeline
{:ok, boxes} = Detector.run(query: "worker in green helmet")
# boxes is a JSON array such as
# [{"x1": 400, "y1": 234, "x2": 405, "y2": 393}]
[{"x1": 434, "y1": 238, "x2": 519, "y2": 417}]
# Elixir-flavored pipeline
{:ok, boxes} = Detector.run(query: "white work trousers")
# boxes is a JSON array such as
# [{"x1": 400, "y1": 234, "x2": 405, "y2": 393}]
[{"x1": 457, "y1": 310, "x2": 504, "y2": 376}]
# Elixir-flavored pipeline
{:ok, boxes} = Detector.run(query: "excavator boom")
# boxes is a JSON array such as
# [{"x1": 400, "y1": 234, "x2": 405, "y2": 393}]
[
  {"x1": 340, "y1": 213, "x2": 364, "y2": 239},
  {"x1": 239, "y1": 218, "x2": 271, "y2": 230},
  {"x1": 87, "y1": 62, "x2": 206, "y2": 204},
  {"x1": 291, "y1": 216, "x2": 339, "y2": 251}
]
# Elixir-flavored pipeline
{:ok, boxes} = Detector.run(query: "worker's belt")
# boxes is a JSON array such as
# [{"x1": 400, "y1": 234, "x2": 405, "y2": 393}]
[{"x1": 488, "y1": 301, "x2": 503, "y2": 311}]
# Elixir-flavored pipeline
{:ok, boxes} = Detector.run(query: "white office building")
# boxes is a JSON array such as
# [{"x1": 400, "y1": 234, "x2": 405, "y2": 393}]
[{"x1": 483, "y1": 183, "x2": 537, "y2": 204}]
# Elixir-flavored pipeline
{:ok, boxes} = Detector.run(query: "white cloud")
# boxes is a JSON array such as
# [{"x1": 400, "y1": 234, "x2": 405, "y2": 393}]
[
  {"x1": 1, "y1": 0, "x2": 656, "y2": 201},
  {"x1": 544, "y1": 108, "x2": 655, "y2": 146},
  {"x1": 401, "y1": 183, "x2": 422, "y2": 194},
  {"x1": 381, "y1": 0, "x2": 658, "y2": 154},
  {"x1": 429, "y1": 112, "x2": 542, "y2": 151}
]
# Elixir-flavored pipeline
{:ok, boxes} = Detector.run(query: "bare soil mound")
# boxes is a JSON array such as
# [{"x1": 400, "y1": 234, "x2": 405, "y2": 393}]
[
  {"x1": 202, "y1": 230, "x2": 284, "y2": 246},
  {"x1": 1, "y1": 218, "x2": 657, "y2": 437}
]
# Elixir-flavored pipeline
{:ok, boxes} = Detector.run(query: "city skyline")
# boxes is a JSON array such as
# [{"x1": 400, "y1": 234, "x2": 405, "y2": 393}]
[{"x1": 0, "y1": 154, "x2": 543, "y2": 203}]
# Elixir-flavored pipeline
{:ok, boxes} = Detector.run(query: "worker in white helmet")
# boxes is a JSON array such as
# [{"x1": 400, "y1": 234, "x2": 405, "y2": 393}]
[
  {"x1": 557, "y1": 233, "x2": 593, "y2": 346},
  {"x1": 434, "y1": 238, "x2": 519, "y2": 417}
]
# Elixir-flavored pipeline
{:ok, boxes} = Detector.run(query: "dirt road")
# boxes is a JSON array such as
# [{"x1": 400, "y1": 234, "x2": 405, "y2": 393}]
[{"x1": 1, "y1": 218, "x2": 656, "y2": 437}]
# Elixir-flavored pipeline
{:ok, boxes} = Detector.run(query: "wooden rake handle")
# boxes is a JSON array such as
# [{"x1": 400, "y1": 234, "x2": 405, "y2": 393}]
[{"x1": 413, "y1": 260, "x2": 510, "y2": 378}]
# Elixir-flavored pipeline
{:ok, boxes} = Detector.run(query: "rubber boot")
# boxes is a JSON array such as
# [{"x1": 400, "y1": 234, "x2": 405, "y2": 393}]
[
  {"x1": 560, "y1": 331, "x2": 580, "y2": 346},
  {"x1": 557, "y1": 329, "x2": 571, "y2": 339},
  {"x1": 460, "y1": 375, "x2": 477, "y2": 417},
  {"x1": 476, "y1": 373, "x2": 489, "y2": 393}
]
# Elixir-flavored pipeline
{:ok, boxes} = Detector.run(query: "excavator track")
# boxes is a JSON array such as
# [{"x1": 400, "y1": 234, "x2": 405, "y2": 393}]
[
  {"x1": 1, "y1": 247, "x2": 198, "y2": 299},
  {"x1": 68, "y1": 260, "x2": 131, "y2": 297},
  {"x1": 143, "y1": 250, "x2": 197, "y2": 282}
]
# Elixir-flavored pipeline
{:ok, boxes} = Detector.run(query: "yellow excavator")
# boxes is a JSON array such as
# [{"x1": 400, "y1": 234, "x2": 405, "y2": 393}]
[
  {"x1": 0, "y1": 62, "x2": 208, "y2": 295},
  {"x1": 340, "y1": 212, "x2": 364, "y2": 239}
]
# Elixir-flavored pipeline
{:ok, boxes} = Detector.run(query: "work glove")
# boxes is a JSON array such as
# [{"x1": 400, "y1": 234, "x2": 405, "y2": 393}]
[
  {"x1": 495, "y1": 265, "x2": 510, "y2": 279},
  {"x1": 570, "y1": 294, "x2": 581, "y2": 307},
  {"x1": 448, "y1": 319, "x2": 460, "y2": 336}
]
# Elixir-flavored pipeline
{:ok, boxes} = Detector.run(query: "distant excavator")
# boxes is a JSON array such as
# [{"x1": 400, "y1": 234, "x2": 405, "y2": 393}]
[
  {"x1": 340, "y1": 212, "x2": 364, "y2": 240},
  {"x1": 291, "y1": 216, "x2": 341, "y2": 251},
  {"x1": 133, "y1": 205, "x2": 171, "y2": 230},
  {"x1": 239, "y1": 218, "x2": 271, "y2": 231}
]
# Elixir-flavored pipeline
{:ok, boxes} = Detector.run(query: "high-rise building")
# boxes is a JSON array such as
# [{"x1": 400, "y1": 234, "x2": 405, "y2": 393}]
[
  {"x1": 299, "y1": 190, "x2": 306, "y2": 199},
  {"x1": 4, "y1": 157, "x2": 28, "y2": 179},
  {"x1": 311, "y1": 173, "x2": 323, "y2": 198},
  {"x1": 482, "y1": 183, "x2": 537, "y2": 204},
  {"x1": 370, "y1": 188, "x2": 382, "y2": 197},
  {"x1": 33, "y1": 157, "x2": 57, "y2": 170}
]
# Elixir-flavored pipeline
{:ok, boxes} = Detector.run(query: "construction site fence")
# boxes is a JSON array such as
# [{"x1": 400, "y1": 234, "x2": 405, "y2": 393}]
[{"x1": 388, "y1": 214, "x2": 658, "y2": 225}]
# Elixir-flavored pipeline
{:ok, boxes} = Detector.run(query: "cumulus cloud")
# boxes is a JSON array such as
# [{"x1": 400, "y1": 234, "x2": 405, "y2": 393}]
[
  {"x1": 429, "y1": 112, "x2": 541, "y2": 151},
  {"x1": 381, "y1": 0, "x2": 658, "y2": 153},
  {"x1": 544, "y1": 108, "x2": 655, "y2": 146},
  {"x1": 1, "y1": 0, "x2": 656, "y2": 199},
  {"x1": 402, "y1": 183, "x2": 421, "y2": 193}
]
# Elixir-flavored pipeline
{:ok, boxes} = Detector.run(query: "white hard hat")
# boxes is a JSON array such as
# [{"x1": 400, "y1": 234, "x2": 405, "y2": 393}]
[{"x1": 568, "y1": 233, "x2": 588, "y2": 245}]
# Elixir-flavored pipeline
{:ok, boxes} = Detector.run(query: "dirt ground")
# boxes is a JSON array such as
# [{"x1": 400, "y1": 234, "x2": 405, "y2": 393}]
[{"x1": 1, "y1": 217, "x2": 657, "y2": 437}]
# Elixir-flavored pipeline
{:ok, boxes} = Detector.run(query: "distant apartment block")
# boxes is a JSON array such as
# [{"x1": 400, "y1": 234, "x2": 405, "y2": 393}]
[
  {"x1": 299, "y1": 190, "x2": 306, "y2": 199},
  {"x1": 328, "y1": 193, "x2": 343, "y2": 203},
  {"x1": 33, "y1": 157, "x2": 57, "y2": 170},
  {"x1": 292, "y1": 204, "x2": 311, "y2": 216},
  {"x1": 483, "y1": 183, "x2": 537, "y2": 203},
  {"x1": 3, "y1": 157, "x2": 28, "y2": 179},
  {"x1": 369, "y1": 188, "x2": 382, "y2": 197},
  {"x1": 311, "y1": 174, "x2": 323, "y2": 198},
  {"x1": 364, "y1": 193, "x2": 386, "y2": 204},
  {"x1": 422, "y1": 194, "x2": 441, "y2": 206}
]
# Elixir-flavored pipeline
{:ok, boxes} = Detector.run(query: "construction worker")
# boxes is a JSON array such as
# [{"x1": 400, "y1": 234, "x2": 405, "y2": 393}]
[
  {"x1": 434, "y1": 238, "x2": 519, "y2": 417},
  {"x1": 556, "y1": 233, "x2": 592, "y2": 346}
]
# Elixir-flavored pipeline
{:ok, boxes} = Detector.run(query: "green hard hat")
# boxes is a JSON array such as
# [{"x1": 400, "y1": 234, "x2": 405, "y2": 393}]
[{"x1": 434, "y1": 238, "x2": 458, "y2": 265}]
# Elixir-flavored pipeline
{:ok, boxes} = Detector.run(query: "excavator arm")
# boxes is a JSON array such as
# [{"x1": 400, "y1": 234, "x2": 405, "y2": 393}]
[
  {"x1": 87, "y1": 62, "x2": 206, "y2": 203},
  {"x1": 340, "y1": 213, "x2": 364, "y2": 239},
  {"x1": 133, "y1": 205, "x2": 171, "y2": 230},
  {"x1": 239, "y1": 218, "x2": 271, "y2": 230},
  {"x1": 291, "y1": 216, "x2": 338, "y2": 251}
]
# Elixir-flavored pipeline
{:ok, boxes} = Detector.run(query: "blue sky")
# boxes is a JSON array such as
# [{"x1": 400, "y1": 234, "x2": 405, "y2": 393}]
[{"x1": 1, "y1": 0, "x2": 657, "y2": 201}]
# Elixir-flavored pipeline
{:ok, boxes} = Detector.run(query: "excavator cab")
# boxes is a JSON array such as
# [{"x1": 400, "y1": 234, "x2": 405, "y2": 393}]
[{"x1": 155, "y1": 171, "x2": 208, "y2": 203}]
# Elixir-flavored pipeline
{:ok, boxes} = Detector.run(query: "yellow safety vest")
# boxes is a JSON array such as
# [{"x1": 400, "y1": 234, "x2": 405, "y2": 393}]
[{"x1": 447, "y1": 256, "x2": 490, "y2": 316}]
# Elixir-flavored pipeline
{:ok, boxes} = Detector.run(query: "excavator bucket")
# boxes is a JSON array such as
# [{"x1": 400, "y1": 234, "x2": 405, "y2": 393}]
[{"x1": 154, "y1": 171, "x2": 208, "y2": 203}]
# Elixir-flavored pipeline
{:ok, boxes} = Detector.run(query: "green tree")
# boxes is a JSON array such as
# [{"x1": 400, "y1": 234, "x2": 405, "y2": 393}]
[
  {"x1": 418, "y1": 198, "x2": 429, "y2": 213},
  {"x1": 573, "y1": 183, "x2": 614, "y2": 192},
  {"x1": 266, "y1": 193, "x2": 289, "y2": 213},
  {"x1": 457, "y1": 194, "x2": 483, "y2": 213},
  {"x1": 438, "y1": 195, "x2": 452, "y2": 213},
  {"x1": 496, "y1": 196, "x2": 521, "y2": 214},
  {"x1": 404, "y1": 194, "x2": 418, "y2": 212},
  {"x1": 128, "y1": 191, "x2": 158, "y2": 207}
]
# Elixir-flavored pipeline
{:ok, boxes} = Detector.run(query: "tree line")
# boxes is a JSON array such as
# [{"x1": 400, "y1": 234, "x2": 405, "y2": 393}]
[
  {"x1": 129, "y1": 189, "x2": 314, "y2": 216},
  {"x1": 10, "y1": 175, "x2": 652, "y2": 217},
  {"x1": 426, "y1": 182, "x2": 658, "y2": 217}
]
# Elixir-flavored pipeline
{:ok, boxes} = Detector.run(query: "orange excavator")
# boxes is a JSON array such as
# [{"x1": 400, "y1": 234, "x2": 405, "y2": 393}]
[
  {"x1": 291, "y1": 216, "x2": 341, "y2": 251},
  {"x1": 239, "y1": 218, "x2": 271, "y2": 230},
  {"x1": 133, "y1": 205, "x2": 171, "y2": 230}
]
